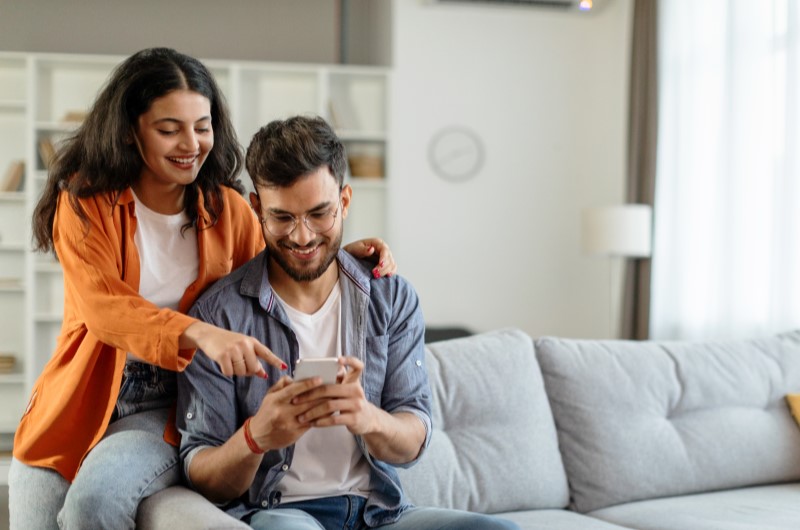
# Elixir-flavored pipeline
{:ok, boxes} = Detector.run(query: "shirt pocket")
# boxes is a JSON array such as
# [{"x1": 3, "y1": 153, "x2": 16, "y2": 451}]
[{"x1": 363, "y1": 335, "x2": 388, "y2": 402}]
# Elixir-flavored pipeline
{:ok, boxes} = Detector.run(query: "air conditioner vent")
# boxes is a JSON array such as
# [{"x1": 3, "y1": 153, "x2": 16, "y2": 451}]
[
  {"x1": 430, "y1": 0, "x2": 602, "y2": 11},
  {"x1": 437, "y1": 0, "x2": 573, "y2": 6}
]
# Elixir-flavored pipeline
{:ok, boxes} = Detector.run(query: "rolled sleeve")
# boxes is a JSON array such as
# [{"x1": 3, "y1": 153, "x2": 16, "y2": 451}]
[{"x1": 176, "y1": 306, "x2": 240, "y2": 480}]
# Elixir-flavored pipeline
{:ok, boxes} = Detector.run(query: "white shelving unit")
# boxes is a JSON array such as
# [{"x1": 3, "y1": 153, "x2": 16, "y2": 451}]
[
  {"x1": 0, "y1": 55, "x2": 30, "y2": 484},
  {"x1": 0, "y1": 52, "x2": 391, "y2": 481}
]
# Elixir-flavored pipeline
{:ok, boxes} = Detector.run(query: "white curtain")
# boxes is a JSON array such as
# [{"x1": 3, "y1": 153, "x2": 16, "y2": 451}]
[{"x1": 651, "y1": 0, "x2": 800, "y2": 340}]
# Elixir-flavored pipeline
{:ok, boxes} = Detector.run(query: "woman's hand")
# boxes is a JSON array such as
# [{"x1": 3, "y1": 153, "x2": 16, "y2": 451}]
[
  {"x1": 343, "y1": 238, "x2": 397, "y2": 279},
  {"x1": 181, "y1": 321, "x2": 287, "y2": 378}
]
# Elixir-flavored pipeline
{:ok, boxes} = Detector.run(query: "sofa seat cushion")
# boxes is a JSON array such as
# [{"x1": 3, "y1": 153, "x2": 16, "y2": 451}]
[
  {"x1": 589, "y1": 483, "x2": 800, "y2": 530},
  {"x1": 398, "y1": 328, "x2": 570, "y2": 514},
  {"x1": 498, "y1": 508, "x2": 633, "y2": 529},
  {"x1": 537, "y1": 331, "x2": 800, "y2": 513}
]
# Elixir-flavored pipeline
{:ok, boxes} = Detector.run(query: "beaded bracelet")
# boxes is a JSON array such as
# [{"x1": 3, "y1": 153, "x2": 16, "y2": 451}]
[{"x1": 243, "y1": 416, "x2": 265, "y2": 455}]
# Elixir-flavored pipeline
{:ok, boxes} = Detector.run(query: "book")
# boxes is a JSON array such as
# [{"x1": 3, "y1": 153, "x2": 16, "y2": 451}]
[
  {"x1": 61, "y1": 110, "x2": 87, "y2": 123},
  {"x1": 0, "y1": 160, "x2": 24, "y2": 192},
  {"x1": 0, "y1": 278, "x2": 23, "y2": 289},
  {"x1": 0, "y1": 354, "x2": 15, "y2": 374},
  {"x1": 38, "y1": 139, "x2": 56, "y2": 169},
  {"x1": 328, "y1": 96, "x2": 360, "y2": 131}
]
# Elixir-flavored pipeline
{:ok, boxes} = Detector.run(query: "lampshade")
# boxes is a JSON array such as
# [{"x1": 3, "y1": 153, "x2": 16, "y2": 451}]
[{"x1": 581, "y1": 204, "x2": 653, "y2": 258}]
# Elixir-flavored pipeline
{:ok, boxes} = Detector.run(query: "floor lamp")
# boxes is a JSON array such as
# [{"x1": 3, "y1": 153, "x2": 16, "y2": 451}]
[{"x1": 581, "y1": 204, "x2": 653, "y2": 339}]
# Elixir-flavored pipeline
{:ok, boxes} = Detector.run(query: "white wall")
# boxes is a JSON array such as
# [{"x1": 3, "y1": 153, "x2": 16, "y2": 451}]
[{"x1": 388, "y1": 0, "x2": 633, "y2": 339}]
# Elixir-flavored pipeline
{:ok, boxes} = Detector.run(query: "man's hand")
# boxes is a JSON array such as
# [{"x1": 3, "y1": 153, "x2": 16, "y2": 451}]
[
  {"x1": 248, "y1": 375, "x2": 330, "y2": 451},
  {"x1": 291, "y1": 357, "x2": 376, "y2": 434},
  {"x1": 289, "y1": 357, "x2": 425, "y2": 464},
  {"x1": 186, "y1": 374, "x2": 326, "y2": 503}
]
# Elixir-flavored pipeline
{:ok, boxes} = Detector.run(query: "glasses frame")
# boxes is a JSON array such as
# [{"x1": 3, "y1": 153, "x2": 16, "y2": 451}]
[{"x1": 260, "y1": 190, "x2": 343, "y2": 238}]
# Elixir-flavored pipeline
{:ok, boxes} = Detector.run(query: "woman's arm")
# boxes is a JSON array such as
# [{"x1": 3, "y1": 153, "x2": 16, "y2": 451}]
[{"x1": 342, "y1": 238, "x2": 397, "y2": 278}]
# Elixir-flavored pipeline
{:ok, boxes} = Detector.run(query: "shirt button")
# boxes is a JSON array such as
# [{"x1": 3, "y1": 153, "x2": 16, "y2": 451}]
[
  {"x1": 186, "y1": 412, "x2": 193, "y2": 420},
  {"x1": 261, "y1": 500, "x2": 268, "y2": 508},
  {"x1": 415, "y1": 360, "x2": 422, "y2": 367},
  {"x1": 281, "y1": 464, "x2": 289, "y2": 471}
]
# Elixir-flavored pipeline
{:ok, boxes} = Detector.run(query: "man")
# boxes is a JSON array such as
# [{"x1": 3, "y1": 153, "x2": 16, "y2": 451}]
[{"x1": 177, "y1": 116, "x2": 518, "y2": 530}]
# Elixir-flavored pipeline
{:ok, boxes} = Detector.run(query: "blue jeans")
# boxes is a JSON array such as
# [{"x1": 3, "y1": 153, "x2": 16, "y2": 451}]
[
  {"x1": 9, "y1": 361, "x2": 180, "y2": 530},
  {"x1": 247, "y1": 494, "x2": 520, "y2": 530}
]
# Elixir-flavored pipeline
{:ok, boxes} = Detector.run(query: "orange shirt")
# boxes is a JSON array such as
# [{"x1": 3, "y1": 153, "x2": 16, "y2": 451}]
[{"x1": 13, "y1": 186, "x2": 264, "y2": 482}]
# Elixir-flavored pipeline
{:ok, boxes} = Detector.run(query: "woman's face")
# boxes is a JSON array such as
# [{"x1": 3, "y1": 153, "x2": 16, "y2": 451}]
[{"x1": 134, "y1": 89, "x2": 214, "y2": 191}]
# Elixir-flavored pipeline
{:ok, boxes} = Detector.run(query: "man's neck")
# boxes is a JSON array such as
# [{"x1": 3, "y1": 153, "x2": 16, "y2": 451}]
[{"x1": 268, "y1": 258, "x2": 340, "y2": 314}]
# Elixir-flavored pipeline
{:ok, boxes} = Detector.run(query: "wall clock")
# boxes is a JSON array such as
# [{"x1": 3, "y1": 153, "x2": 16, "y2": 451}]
[{"x1": 427, "y1": 126, "x2": 485, "y2": 182}]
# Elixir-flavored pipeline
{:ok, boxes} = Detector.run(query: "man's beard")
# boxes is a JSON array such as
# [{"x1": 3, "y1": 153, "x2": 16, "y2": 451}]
[{"x1": 267, "y1": 228, "x2": 342, "y2": 282}]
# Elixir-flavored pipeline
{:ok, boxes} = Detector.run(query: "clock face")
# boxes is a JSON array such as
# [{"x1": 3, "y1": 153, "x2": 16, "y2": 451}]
[{"x1": 427, "y1": 126, "x2": 484, "y2": 182}]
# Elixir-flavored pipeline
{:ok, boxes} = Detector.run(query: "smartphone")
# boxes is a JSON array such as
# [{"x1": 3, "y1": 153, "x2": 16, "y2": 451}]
[{"x1": 293, "y1": 358, "x2": 339, "y2": 385}]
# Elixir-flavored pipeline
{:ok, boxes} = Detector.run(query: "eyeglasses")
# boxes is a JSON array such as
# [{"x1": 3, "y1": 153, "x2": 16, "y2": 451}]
[{"x1": 261, "y1": 198, "x2": 341, "y2": 237}]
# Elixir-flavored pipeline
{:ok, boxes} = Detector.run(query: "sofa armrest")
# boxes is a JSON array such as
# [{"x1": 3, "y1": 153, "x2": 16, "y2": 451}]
[{"x1": 136, "y1": 485, "x2": 248, "y2": 530}]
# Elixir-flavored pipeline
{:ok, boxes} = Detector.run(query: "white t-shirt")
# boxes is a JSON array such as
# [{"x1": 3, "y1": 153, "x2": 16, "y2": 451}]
[
  {"x1": 275, "y1": 280, "x2": 372, "y2": 503},
  {"x1": 129, "y1": 191, "x2": 198, "y2": 361}
]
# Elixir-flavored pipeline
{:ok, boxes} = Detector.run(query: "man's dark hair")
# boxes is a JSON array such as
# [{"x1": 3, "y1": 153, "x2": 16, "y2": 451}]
[{"x1": 246, "y1": 116, "x2": 346, "y2": 189}]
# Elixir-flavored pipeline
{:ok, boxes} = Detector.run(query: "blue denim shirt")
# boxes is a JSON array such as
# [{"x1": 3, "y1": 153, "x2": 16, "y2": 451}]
[{"x1": 176, "y1": 249, "x2": 432, "y2": 526}]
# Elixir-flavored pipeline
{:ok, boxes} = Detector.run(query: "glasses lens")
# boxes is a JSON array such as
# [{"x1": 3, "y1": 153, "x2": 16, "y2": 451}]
[
  {"x1": 305, "y1": 210, "x2": 336, "y2": 233},
  {"x1": 266, "y1": 217, "x2": 296, "y2": 237}
]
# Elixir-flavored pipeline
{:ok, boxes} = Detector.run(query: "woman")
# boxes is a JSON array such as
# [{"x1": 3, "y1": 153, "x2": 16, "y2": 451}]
[{"x1": 9, "y1": 47, "x2": 395, "y2": 530}]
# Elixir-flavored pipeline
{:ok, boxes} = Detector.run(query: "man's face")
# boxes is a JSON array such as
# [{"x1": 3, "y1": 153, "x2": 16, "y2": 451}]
[{"x1": 252, "y1": 167, "x2": 350, "y2": 283}]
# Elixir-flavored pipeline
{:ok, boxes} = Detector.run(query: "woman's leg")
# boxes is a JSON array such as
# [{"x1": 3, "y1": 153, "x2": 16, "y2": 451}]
[
  {"x1": 9, "y1": 457, "x2": 69, "y2": 530},
  {"x1": 58, "y1": 407, "x2": 180, "y2": 530}
]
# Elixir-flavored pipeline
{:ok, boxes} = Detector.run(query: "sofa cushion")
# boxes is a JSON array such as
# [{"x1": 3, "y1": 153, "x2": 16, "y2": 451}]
[
  {"x1": 397, "y1": 328, "x2": 570, "y2": 513},
  {"x1": 498, "y1": 508, "x2": 633, "y2": 530},
  {"x1": 537, "y1": 331, "x2": 800, "y2": 513},
  {"x1": 589, "y1": 483, "x2": 800, "y2": 530}
]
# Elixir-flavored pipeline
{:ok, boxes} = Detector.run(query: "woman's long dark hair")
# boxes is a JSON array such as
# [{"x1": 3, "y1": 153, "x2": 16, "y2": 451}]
[{"x1": 32, "y1": 47, "x2": 244, "y2": 253}]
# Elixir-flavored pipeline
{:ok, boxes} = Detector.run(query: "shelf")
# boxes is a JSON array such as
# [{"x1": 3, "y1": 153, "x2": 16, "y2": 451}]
[
  {"x1": 0, "y1": 243, "x2": 24, "y2": 252},
  {"x1": 338, "y1": 130, "x2": 387, "y2": 142},
  {"x1": 0, "y1": 373, "x2": 24, "y2": 385},
  {"x1": 0, "y1": 283, "x2": 24, "y2": 293},
  {"x1": 35, "y1": 313, "x2": 63, "y2": 323},
  {"x1": 0, "y1": 192, "x2": 24, "y2": 203},
  {"x1": 0, "y1": 99, "x2": 25, "y2": 111},
  {"x1": 349, "y1": 178, "x2": 387, "y2": 190},
  {"x1": 35, "y1": 121, "x2": 80, "y2": 133},
  {"x1": 35, "y1": 261, "x2": 62, "y2": 273}
]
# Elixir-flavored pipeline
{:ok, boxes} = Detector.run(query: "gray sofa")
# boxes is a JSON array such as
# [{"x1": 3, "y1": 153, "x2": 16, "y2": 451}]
[{"x1": 138, "y1": 328, "x2": 800, "y2": 529}]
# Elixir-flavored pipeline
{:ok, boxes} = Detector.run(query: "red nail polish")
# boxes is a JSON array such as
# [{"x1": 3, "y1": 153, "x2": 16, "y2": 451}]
[
  {"x1": 281, "y1": 362, "x2": 288, "y2": 370},
  {"x1": 373, "y1": 270, "x2": 380, "y2": 279},
  {"x1": 259, "y1": 372, "x2": 268, "y2": 379},
  {"x1": 379, "y1": 261, "x2": 384, "y2": 267}
]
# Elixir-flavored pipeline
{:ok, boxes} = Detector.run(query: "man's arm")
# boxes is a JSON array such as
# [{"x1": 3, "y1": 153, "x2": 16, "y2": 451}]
[
  {"x1": 187, "y1": 376, "x2": 326, "y2": 503},
  {"x1": 186, "y1": 428, "x2": 265, "y2": 504}
]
